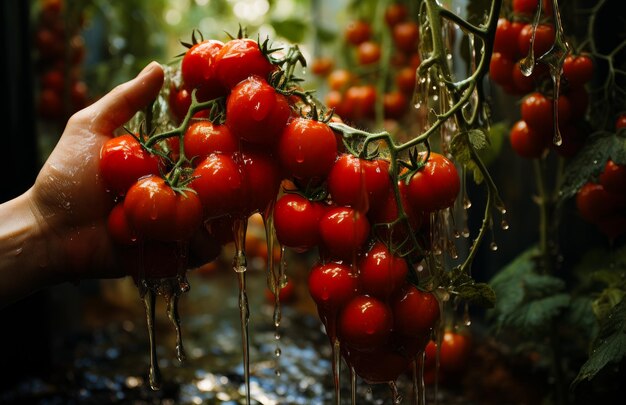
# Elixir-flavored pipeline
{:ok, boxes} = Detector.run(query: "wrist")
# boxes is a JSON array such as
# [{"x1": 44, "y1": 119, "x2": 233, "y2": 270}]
[{"x1": 0, "y1": 189, "x2": 62, "y2": 307}]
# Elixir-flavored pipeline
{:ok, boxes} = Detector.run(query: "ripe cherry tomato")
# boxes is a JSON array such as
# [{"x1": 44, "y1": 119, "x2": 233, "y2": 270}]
[
  {"x1": 562, "y1": 54, "x2": 594, "y2": 87},
  {"x1": 107, "y1": 202, "x2": 138, "y2": 246},
  {"x1": 338, "y1": 295, "x2": 393, "y2": 350},
  {"x1": 616, "y1": 113, "x2": 626, "y2": 130},
  {"x1": 99, "y1": 134, "x2": 162, "y2": 196},
  {"x1": 273, "y1": 193, "x2": 325, "y2": 252},
  {"x1": 181, "y1": 39, "x2": 226, "y2": 100},
  {"x1": 124, "y1": 175, "x2": 203, "y2": 242},
  {"x1": 403, "y1": 152, "x2": 460, "y2": 213},
  {"x1": 599, "y1": 160, "x2": 626, "y2": 195},
  {"x1": 356, "y1": 41, "x2": 381, "y2": 65},
  {"x1": 342, "y1": 85, "x2": 377, "y2": 121},
  {"x1": 513, "y1": 0, "x2": 539, "y2": 16},
  {"x1": 239, "y1": 151, "x2": 282, "y2": 216},
  {"x1": 191, "y1": 153, "x2": 243, "y2": 218},
  {"x1": 308, "y1": 262, "x2": 359, "y2": 315},
  {"x1": 225, "y1": 75, "x2": 291, "y2": 145},
  {"x1": 327, "y1": 69, "x2": 354, "y2": 91},
  {"x1": 393, "y1": 21, "x2": 420, "y2": 53},
  {"x1": 327, "y1": 154, "x2": 391, "y2": 212},
  {"x1": 383, "y1": 91, "x2": 409, "y2": 119},
  {"x1": 278, "y1": 117, "x2": 338, "y2": 182},
  {"x1": 518, "y1": 24, "x2": 555, "y2": 58},
  {"x1": 319, "y1": 206, "x2": 371, "y2": 260},
  {"x1": 384, "y1": 3, "x2": 408, "y2": 27},
  {"x1": 183, "y1": 120, "x2": 238, "y2": 163},
  {"x1": 576, "y1": 182, "x2": 626, "y2": 224},
  {"x1": 344, "y1": 20, "x2": 372, "y2": 45},
  {"x1": 358, "y1": 241, "x2": 408, "y2": 298},
  {"x1": 489, "y1": 52, "x2": 515, "y2": 88},
  {"x1": 345, "y1": 347, "x2": 411, "y2": 384},
  {"x1": 493, "y1": 18, "x2": 524, "y2": 60},
  {"x1": 509, "y1": 120, "x2": 548, "y2": 159},
  {"x1": 392, "y1": 285, "x2": 440, "y2": 336},
  {"x1": 214, "y1": 37, "x2": 275, "y2": 89},
  {"x1": 435, "y1": 331, "x2": 472, "y2": 373},
  {"x1": 396, "y1": 67, "x2": 417, "y2": 95},
  {"x1": 310, "y1": 57, "x2": 334, "y2": 76},
  {"x1": 521, "y1": 92, "x2": 571, "y2": 133}
]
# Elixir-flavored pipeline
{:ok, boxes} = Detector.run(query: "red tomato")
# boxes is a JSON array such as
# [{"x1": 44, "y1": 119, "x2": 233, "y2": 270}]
[
  {"x1": 518, "y1": 24, "x2": 555, "y2": 57},
  {"x1": 392, "y1": 285, "x2": 440, "y2": 336},
  {"x1": 511, "y1": 60, "x2": 537, "y2": 94},
  {"x1": 319, "y1": 206, "x2": 371, "y2": 260},
  {"x1": 273, "y1": 193, "x2": 325, "y2": 252},
  {"x1": 599, "y1": 160, "x2": 626, "y2": 195},
  {"x1": 183, "y1": 120, "x2": 238, "y2": 163},
  {"x1": 616, "y1": 113, "x2": 626, "y2": 130},
  {"x1": 596, "y1": 215, "x2": 626, "y2": 241},
  {"x1": 239, "y1": 151, "x2": 282, "y2": 216},
  {"x1": 562, "y1": 54, "x2": 594, "y2": 87},
  {"x1": 99, "y1": 134, "x2": 162, "y2": 196},
  {"x1": 384, "y1": 3, "x2": 408, "y2": 27},
  {"x1": 576, "y1": 182, "x2": 626, "y2": 224},
  {"x1": 127, "y1": 240, "x2": 188, "y2": 280},
  {"x1": 383, "y1": 91, "x2": 409, "y2": 119},
  {"x1": 191, "y1": 153, "x2": 243, "y2": 218},
  {"x1": 38, "y1": 88, "x2": 64, "y2": 121},
  {"x1": 205, "y1": 215, "x2": 236, "y2": 246},
  {"x1": 358, "y1": 241, "x2": 408, "y2": 298},
  {"x1": 344, "y1": 20, "x2": 372, "y2": 45},
  {"x1": 308, "y1": 262, "x2": 359, "y2": 315},
  {"x1": 124, "y1": 175, "x2": 203, "y2": 241},
  {"x1": 393, "y1": 21, "x2": 420, "y2": 53},
  {"x1": 181, "y1": 39, "x2": 226, "y2": 100},
  {"x1": 107, "y1": 202, "x2": 138, "y2": 246},
  {"x1": 311, "y1": 57, "x2": 335, "y2": 76},
  {"x1": 265, "y1": 278, "x2": 296, "y2": 304},
  {"x1": 436, "y1": 331, "x2": 472, "y2": 373},
  {"x1": 214, "y1": 37, "x2": 275, "y2": 89},
  {"x1": 225, "y1": 75, "x2": 291, "y2": 145},
  {"x1": 403, "y1": 152, "x2": 460, "y2": 213},
  {"x1": 513, "y1": 0, "x2": 539, "y2": 16},
  {"x1": 509, "y1": 120, "x2": 548, "y2": 159},
  {"x1": 489, "y1": 52, "x2": 515, "y2": 88},
  {"x1": 338, "y1": 295, "x2": 393, "y2": 350},
  {"x1": 356, "y1": 41, "x2": 381, "y2": 65},
  {"x1": 327, "y1": 69, "x2": 354, "y2": 91},
  {"x1": 345, "y1": 347, "x2": 411, "y2": 384},
  {"x1": 396, "y1": 67, "x2": 417, "y2": 95},
  {"x1": 493, "y1": 18, "x2": 524, "y2": 60},
  {"x1": 327, "y1": 154, "x2": 391, "y2": 212},
  {"x1": 521, "y1": 92, "x2": 571, "y2": 133},
  {"x1": 278, "y1": 117, "x2": 338, "y2": 182},
  {"x1": 342, "y1": 85, "x2": 377, "y2": 121}
]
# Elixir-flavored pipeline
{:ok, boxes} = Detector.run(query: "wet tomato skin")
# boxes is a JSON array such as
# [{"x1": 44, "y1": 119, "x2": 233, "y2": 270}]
[
  {"x1": 214, "y1": 38, "x2": 275, "y2": 89},
  {"x1": 318, "y1": 206, "x2": 371, "y2": 260},
  {"x1": 123, "y1": 175, "x2": 203, "y2": 242},
  {"x1": 358, "y1": 241, "x2": 408, "y2": 298},
  {"x1": 99, "y1": 134, "x2": 162, "y2": 196},
  {"x1": 403, "y1": 152, "x2": 460, "y2": 213},
  {"x1": 338, "y1": 295, "x2": 393, "y2": 351},
  {"x1": 273, "y1": 193, "x2": 325, "y2": 252},
  {"x1": 392, "y1": 285, "x2": 440, "y2": 336}
]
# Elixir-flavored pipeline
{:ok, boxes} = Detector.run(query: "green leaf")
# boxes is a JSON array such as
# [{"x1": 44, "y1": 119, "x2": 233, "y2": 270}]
[
  {"x1": 457, "y1": 282, "x2": 497, "y2": 308},
  {"x1": 558, "y1": 131, "x2": 625, "y2": 204},
  {"x1": 502, "y1": 293, "x2": 570, "y2": 332},
  {"x1": 567, "y1": 296, "x2": 598, "y2": 337},
  {"x1": 488, "y1": 246, "x2": 569, "y2": 333},
  {"x1": 450, "y1": 131, "x2": 485, "y2": 184},
  {"x1": 572, "y1": 298, "x2": 626, "y2": 387},
  {"x1": 477, "y1": 122, "x2": 506, "y2": 167},
  {"x1": 468, "y1": 128, "x2": 489, "y2": 150},
  {"x1": 271, "y1": 18, "x2": 309, "y2": 43}
]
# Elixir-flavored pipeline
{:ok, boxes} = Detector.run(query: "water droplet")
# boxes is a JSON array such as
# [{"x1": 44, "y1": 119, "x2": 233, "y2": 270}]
[
  {"x1": 501, "y1": 220, "x2": 509, "y2": 230},
  {"x1": 489, "y1": 242, "x2": 498, "y2": 251},
  {"x1": 462, "y1": 228, "x2": 470, "y2": 238},
  {"x1": 274, "y1": 348, "x2": 282, "y2": 357}
]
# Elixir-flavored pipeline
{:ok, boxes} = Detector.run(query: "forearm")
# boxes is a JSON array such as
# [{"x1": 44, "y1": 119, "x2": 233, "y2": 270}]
[{"x1": 0, "y1": 189, "x2": 61, "y2": 308}]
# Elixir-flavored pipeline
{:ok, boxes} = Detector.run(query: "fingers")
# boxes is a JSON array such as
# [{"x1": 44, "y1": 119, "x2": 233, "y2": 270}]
[{"x1": 71, "y1": 61, "x2": 165, "y2": 134}]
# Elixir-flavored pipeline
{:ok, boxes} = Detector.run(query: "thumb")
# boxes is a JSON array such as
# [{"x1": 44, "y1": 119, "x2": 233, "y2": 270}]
[{"x1": 71, "y1": 61, "x2": 165, "y2": 134}]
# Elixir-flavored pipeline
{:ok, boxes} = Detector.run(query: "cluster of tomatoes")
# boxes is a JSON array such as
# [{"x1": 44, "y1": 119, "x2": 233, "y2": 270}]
[
  {"x1": 310, "y1": 2, "x2": 420, "y2": 126},
  {"x1": 34, "y1": 0, "x2": 89, "y2": 125},
  {"x1": 575, "y1": 115, "x2": 626, "y2": 241},
  {"x1": 271, "y1": 149, "x2": 460, "y2": 382},
  {"x1": 491, "y1": 1, "x2": 595, "y2": 160}
]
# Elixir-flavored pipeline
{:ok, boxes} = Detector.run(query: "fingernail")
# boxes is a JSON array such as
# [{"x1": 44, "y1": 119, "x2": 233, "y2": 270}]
[{"x1": 138, "y1": 61, "x2": 160, "y2": 77}]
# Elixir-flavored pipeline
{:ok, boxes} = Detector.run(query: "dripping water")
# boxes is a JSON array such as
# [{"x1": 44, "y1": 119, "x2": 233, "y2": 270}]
[
  {"x1": 332, "y1": 338, "x2": 342, "y2": 405},
  {"x1": 165, "y1": 290, "x2": 186, "y2": 363},
  {"x1": 232, "y1": 216, "x2": 251, "y2": 404},
  {"x1": 412, "y1": 351, "x2": 426, "y2": 405},
  {"x1": 350, "y1": 365, "x2": 357, "y2": 405},
  {"x1": 142, "y1": 289, "x2": 161, "y2": 391}
]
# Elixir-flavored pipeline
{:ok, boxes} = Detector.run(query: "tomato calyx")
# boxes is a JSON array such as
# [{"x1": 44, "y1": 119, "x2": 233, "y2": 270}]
[
  {"x1": 177, "y1": 28, "x2": 206, "y2": 54},
  {"x1": 283, "y1": 179, "x2": 329, "y2": 203},
  {"x1": 398, "y1": 147, "x2": 428, "y2": 185}
]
